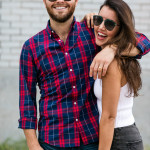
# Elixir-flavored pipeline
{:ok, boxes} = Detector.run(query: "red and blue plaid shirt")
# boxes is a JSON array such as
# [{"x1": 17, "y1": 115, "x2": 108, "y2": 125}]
[{"x1": 19, "y1": 17, "x2": 150, "y2": 147}]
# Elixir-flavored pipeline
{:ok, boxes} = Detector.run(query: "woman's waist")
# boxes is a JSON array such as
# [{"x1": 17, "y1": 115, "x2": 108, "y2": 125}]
[
  {"x1": 114, "y1": 109, "x2": 134, "y2": 128},
  {"x1": 113, "y1": 123, "x2": 142, "y2": 142}
]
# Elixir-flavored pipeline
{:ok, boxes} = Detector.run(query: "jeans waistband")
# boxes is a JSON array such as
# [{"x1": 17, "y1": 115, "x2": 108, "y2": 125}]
[{"x1": 114, "y1": 123, "x2": 135, "y2": 132}]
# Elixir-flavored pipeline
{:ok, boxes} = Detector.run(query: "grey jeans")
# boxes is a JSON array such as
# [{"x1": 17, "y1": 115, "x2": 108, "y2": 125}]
[{"x1": 111, "y1": 123, "x2": 144, "y2": 150}]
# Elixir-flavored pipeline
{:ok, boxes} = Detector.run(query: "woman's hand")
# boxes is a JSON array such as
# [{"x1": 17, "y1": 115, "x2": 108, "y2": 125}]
[{"x1": 80, "y1": 13, "x2": 97, "y2": 28}]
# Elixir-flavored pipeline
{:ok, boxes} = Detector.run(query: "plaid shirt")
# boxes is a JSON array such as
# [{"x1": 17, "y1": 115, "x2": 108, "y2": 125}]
[{"x1": 19, "y1": 17, "x2": 150, "y2": 147}]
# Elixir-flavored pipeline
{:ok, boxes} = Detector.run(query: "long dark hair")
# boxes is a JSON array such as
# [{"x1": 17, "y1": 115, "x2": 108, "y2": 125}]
[{"x1": 100, "y1": 0, "x2": 142, "y2": 97}]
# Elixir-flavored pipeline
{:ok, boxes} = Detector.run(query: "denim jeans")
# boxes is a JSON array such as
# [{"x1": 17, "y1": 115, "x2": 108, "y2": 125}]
[
  {"x1": 111, "y1": 123, "x2": 144, "y2": 150},
  {"x1": 39, "y1": 124, "x2": 143, "y2": 150},
  {"x1": 39, "y1": 139, "x2": 98, "y2": 150}
]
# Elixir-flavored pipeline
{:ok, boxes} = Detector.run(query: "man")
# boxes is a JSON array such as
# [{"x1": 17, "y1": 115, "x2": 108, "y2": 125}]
[{"x1": 18, "y1": 0, "x2": 150, "y2": 149}]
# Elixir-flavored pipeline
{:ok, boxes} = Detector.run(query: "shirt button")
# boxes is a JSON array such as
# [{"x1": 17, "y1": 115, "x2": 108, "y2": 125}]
[
  {"x1": 73, "y1": 86, "x2": 76, "y2": 89},
  {"x1": 70, "y1": 69, "x2": 72, "y2": 72},
  {"x1": 65, "y1": 52, "x2": 68, "y2": 55},
  {"x1": 74, "y1": 102, "x2": 77, "y2": 105},
  {"x1": 58, "y1": 39, "x2": 61, "y2": 42},
  {"x1": 76, "y1": 119, "x2": 78, "y2": 122},
  {"x1": 51, "y1": 31, "x2": 54, "y2": 33}
]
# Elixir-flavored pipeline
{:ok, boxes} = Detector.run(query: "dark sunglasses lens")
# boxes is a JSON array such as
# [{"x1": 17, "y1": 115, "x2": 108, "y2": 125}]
[
  {"x1": 105, "y1": 20, "x2": 116, "y2": 31},
  {"x1": 93, "y1": 16, "x2": 103, "y2": 26}
]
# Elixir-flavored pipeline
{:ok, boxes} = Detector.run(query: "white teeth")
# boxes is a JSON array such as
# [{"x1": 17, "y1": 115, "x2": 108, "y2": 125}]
[
  {"x1": 98, "y1": 32, "x2": 107, "y2": 37},
  {"x1": 55, "y1": 7, "x2": 66, "y2": 10}
]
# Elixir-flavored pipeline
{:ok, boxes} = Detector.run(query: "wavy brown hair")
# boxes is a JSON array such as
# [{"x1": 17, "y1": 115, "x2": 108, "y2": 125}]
[{"x1": 100, "y1": 0, "x2": 142, "y2": 97}]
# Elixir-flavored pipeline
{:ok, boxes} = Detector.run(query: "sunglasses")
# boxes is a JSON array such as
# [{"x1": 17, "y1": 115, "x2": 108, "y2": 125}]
[
  {"x1": 93, "y1": 15, "x2": 120, "y2": 31},
  {"x1": 48, "y1": 0, "x2": 71, "y2": 2}
]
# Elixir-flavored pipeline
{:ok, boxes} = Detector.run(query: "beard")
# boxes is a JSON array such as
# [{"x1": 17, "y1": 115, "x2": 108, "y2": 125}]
[{"x1": 46, "y1": 4, "x2": 76, "y2": 23}]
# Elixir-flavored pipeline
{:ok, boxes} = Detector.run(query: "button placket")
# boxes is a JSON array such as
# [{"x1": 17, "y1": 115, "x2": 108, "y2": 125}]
[{"x1": 64, "y1": 49, "x2": 78, "y2": 124}]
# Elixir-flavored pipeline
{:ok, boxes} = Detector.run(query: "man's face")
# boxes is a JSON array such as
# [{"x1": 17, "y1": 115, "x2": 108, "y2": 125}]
[{"x1": 44, "y1": 0, "x2": 78, "y2": 23}]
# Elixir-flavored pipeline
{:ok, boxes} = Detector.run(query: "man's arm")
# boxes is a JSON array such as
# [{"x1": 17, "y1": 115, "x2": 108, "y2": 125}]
[
  {"x1": 83, "y1": 13, "x2": 150, "y2": 79},
  {"x1": 90, "y1": 34, "x2": 150, "y2": 80},
  {"x1": 24, "y1": 129, "x2": 43, "y2": 150},
  {"x1": 18, "y1": 43, "x2": 42, "y2": 149},
  {"x1": 135, "y1": 32, "x2": 150, "y2": 58}
]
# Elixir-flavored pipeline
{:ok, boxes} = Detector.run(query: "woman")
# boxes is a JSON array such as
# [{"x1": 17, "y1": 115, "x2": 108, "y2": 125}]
[{"x1": 93, "y1": 0, "x2": 144, "y2": 149}]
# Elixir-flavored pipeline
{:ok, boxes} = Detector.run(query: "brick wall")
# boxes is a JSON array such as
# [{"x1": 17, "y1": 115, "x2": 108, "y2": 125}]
[{"x1": 0, "y1": 0, "x2": 150, "y2": 68}]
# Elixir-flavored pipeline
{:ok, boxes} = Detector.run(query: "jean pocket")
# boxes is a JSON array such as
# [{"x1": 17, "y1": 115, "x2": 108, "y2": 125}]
[
  {"x1": 39, "y1": 141, "x2": 56, "y2": 150},
  {"x1": 127, "y1": 140, "x2": 144, "y2": 150}
]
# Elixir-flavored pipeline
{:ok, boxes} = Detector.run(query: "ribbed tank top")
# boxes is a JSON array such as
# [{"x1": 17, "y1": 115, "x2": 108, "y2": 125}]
[{"x1": 94, "y1": 79, "x2": 135, "y2": 128}]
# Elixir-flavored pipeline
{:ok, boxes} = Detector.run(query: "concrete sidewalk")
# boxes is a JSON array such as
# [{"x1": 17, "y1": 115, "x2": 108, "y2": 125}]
[{"x1": 0, "y1": 68, "x2": 150, "y2": 145}]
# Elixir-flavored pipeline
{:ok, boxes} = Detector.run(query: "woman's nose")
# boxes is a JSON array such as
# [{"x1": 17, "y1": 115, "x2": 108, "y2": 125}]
[{"x1": 98, "y1": 21, "x2": 105, "y2": 30}]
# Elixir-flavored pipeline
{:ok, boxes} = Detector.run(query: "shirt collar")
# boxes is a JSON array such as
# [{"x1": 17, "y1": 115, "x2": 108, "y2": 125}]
[{"x1": 46, "y1": 16, "x2": 78, "y2": 38}]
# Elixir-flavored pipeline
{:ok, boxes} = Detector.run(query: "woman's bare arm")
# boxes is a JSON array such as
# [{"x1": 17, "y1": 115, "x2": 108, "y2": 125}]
[{"x1": 99, "y1": 59, "x2": 122, "y2": 150}]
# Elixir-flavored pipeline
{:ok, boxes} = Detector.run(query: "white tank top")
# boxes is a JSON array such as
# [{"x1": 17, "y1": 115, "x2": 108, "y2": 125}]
[{"x1": 94, "y1": 79, "x2": 135, "y2": 128}]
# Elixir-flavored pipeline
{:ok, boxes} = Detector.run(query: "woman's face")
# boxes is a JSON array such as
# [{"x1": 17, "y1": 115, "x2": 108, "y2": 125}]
[{"x1": 94, "y1": 6, "x2": 120, "y2": 47}]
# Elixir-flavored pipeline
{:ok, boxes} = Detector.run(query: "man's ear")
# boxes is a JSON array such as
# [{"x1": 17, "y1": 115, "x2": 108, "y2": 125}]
[
  {"x1": 75, "y1": 0, "x2": 78, "y2": 7},
  {"x1": 43, "y1": 0, "x2": 46, "y2": 8}
]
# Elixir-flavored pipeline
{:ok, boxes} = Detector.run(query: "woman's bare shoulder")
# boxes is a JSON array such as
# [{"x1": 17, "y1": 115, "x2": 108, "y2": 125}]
[{"x1": 106, "y1": 59, "x2": 121, "y2": 76}]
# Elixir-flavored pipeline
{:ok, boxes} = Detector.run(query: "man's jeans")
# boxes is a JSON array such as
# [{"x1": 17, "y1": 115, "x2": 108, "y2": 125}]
[{"x1": 39, "y1": 139, "x2": 98, "y2": 150}]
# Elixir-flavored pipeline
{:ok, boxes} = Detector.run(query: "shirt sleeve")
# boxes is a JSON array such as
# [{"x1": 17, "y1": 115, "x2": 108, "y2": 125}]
[
  {"x1": 18, "y1": 42, "x2": 37, "y2": 129},
  {"x1": 135, "y1": 32, "x2": 150, "y2": 59}
]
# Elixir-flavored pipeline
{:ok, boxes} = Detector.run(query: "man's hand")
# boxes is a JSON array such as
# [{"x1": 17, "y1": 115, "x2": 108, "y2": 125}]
[
  {"x1": 89, "y1": 45, "x2": 116, "y2": 80},
  {"x1": 80, "y1": 13, "x2": 97, "y2": 28}
]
